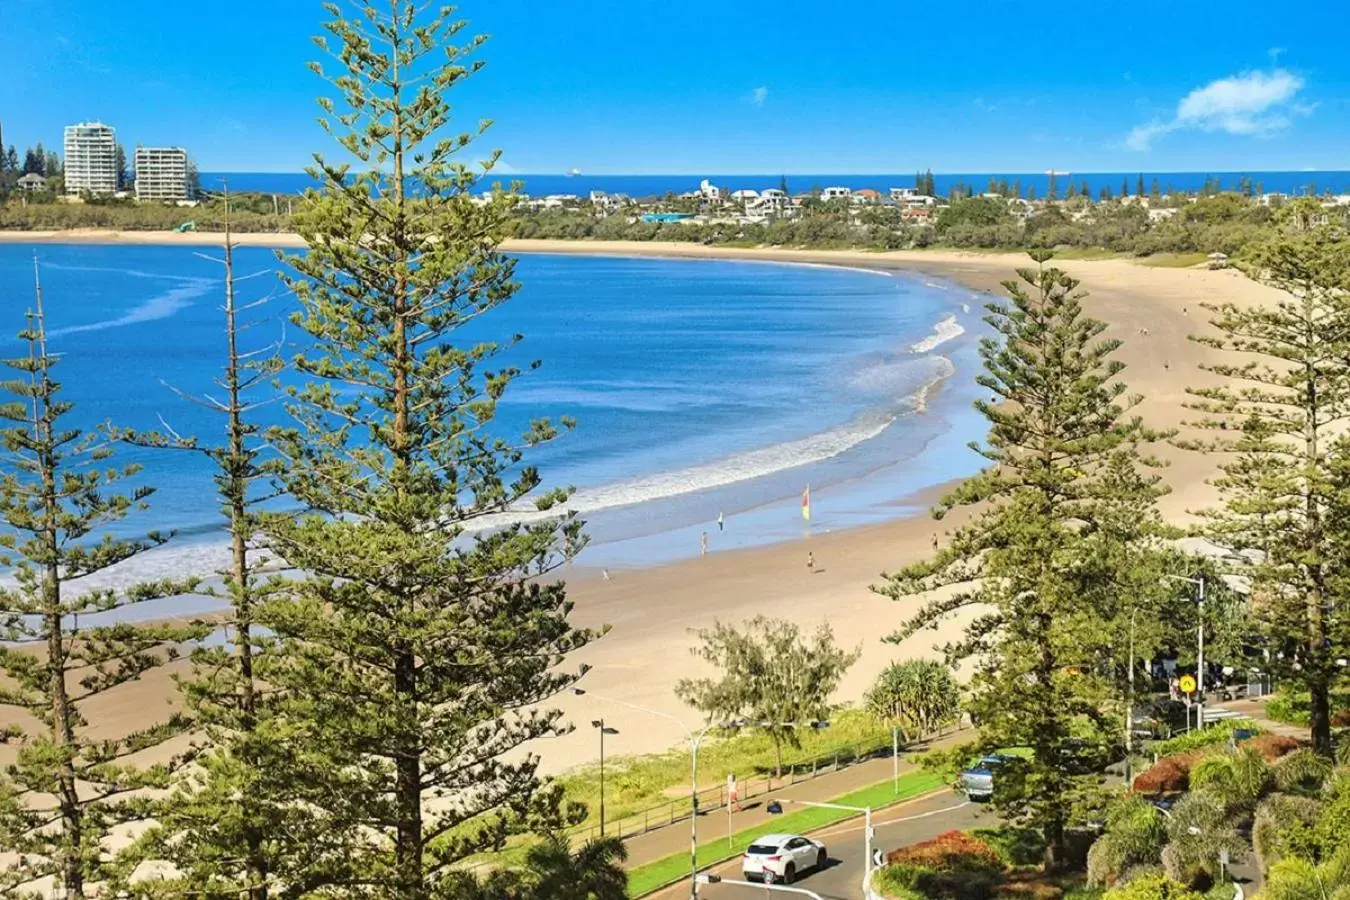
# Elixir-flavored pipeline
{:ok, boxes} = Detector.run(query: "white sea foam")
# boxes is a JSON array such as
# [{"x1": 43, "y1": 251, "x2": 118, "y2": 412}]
[
  {"x1": 3, "y1": 353, "x2": 960, "y2": 596},
  {"x1": 40, "y1": 264, "x2": 213, "y2": 337},
  {"x1": 910, "y1": 314, "x2": 965, "y2": 354}
]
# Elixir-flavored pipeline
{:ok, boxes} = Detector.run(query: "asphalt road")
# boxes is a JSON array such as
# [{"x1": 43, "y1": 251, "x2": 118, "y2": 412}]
[{"x1": 655, "y1": 788, "x2": 996, "y2": 900}]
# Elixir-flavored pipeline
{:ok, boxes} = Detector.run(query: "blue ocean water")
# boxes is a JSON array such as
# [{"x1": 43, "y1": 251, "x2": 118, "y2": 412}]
[
  {"x1": 0, "y1": 245, "x2": 990, "y2": 581},
  {"x1": 201, "y1": 170, "x2": 1350, "y2": 199}
]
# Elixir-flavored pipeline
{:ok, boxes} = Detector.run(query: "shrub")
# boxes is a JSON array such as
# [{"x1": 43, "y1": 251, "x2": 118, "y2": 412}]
[
  {"x1": 1259, "y1": 857, "x2": 1325, "y2": 900},
  {"x1": 1132, "y1": 750, "x2": 1211, "y2": 794},
  {"x1": 1101, "y1": 872, "x2": 1203, "y2": 900},
  {"x1": 1245, "y1": 733, "x2": 1302, "y2": 763},
  {"x1": 1189, "y1": 749, "x2": 1270, "y2": 812},
  {"x1": 1087, "y1": 835, "x2": 1128, "y2": 888},
  {"x1": 1153, "y1": 719, "x2": 1261, "y2": 757},
  {"x1": 972, "y1": 827, "x2": 1048, "y2": 868},
  {"x1": 1162, "y1": 793, "x2": 1247, "y2": 886},
  {"x1": 883, "y1": 831, "x2": 1006, "y2": 900},
  {"x1": 1272, "y1": 747, "x2": 1333, "y2": 795},
  {"x1": 1252, "y1": 794, "x2": 1323, "y2": 873}
]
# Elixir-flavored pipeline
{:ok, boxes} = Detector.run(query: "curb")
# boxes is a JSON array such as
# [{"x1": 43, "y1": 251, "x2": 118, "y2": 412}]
[{"x1": 632, "y1": 785, "x2": 952, "y2": 898}]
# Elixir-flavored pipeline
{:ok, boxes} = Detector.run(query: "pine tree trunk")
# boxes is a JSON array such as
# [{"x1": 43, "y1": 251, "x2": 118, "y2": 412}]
[
  {"x1": 394, "y1": 651, "x2": 423, "y2": 897},
  {"x1": 224, "y1": 199, "x2": 268, "y2": 900},
  {"x1": 1308, "y1": 674, "x2": 1333, "y2": 758},
  {"x1": 41, "y1": 383, "x2": 82, "y2": 898}
]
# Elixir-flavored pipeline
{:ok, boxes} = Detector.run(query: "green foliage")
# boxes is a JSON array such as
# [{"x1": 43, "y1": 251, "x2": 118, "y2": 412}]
[
  {"x1": 626, "y1": 770, "x2": 942, "y2": 897},
  {"x1": 1186, "y1": 226, "x2": 1350, "y2": 758},
  {"x1": 866, "y1": 658, "x2": 962, "y2": 740},
  {"x1": 1188, "y1": 748, "x2": 1271, "y2": 812},
  {"x1": 1252, "y1": 793, "x2": 1324, "y2": 871},
  {"x1": 880, "y1": 831, "x2": 1006, "y2": 900},
  {"x1": 971, "y1": 826, "x2": 1048, "y2": 869},
  {"x1": 1160, "y1": 793, "x2": 1246, "y2": 886},
  {"x1": 450, "y1": 834, "x2": 629, "y2": 900},
  {"x1": 1088, "y1": 795, "x2": 1167, "y2": 887},
  {"x1": 1273, "y1": 747, "x2": 1335, "y2": 795},
  {"x1": 877, "y1": 256, "x2": 1170, "y2": 869},
  {"x1": 1264, "y1": 686, "x2": 1350, "y2": 727},
  {"x1": 109, "y1": 198, "x2": 312, "y2": 899},
  {"x1": 1153, "y1": 719, "x2": 1262, "y2": 756},
  {"x1": 675, "y1": 615, "x2": 860, "y2": 775},
  {"x1": 0, "y1": 264, "x2": 206, "y2": 896},
  {"x1": 1100, "y1": 873, "x2": 1202, "y2": 900},
  {"x1": 553, "y1": 707, "x2": 892, "y2": 833},
  {"x1": 245, "y1": 3, "x2": 595, "y2": 896}
]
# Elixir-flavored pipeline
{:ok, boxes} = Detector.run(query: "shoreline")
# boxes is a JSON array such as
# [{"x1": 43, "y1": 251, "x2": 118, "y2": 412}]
[{"x1": 0, "y1": 233, "x2": 1296, "y2": 778}]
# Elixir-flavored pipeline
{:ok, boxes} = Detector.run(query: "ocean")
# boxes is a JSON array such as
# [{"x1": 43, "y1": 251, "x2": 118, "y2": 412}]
[
  {"x1": 0, "y1": 244, "x2": 991, "y2": 603},
  {"x1": 200, "y1": 170, "x2": 1350, "y2": 199}
]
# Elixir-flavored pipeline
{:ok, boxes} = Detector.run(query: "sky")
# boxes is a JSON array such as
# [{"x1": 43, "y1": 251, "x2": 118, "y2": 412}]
[{"x1": 3, "y1": 0, "x2": 1349, "y2": 175}]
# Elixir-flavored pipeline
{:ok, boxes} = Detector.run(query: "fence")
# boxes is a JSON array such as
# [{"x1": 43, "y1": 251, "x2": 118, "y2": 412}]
[{"x1": 564, "y1": 731, "x2": 909, "y2": 845}]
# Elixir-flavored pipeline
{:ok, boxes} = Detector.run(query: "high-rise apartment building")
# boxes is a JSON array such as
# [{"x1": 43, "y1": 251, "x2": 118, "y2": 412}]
[
  {"x1": 63, "y1": 121, "x2": 118, "y2": 196},
  {"x1": 134, "y1": 147, "x2": 189, "y2": 202}
]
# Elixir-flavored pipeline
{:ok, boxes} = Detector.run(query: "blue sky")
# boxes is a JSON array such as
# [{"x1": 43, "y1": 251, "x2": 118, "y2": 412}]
[{"x1": 3, "y1": 0, "x2": 1348, "y2": 174}]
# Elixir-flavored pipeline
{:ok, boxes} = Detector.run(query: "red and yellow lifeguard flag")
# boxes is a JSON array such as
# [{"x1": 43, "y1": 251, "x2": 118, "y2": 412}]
[{"x1": 801, "y1": 485, "x2": 811, "y2": 522}]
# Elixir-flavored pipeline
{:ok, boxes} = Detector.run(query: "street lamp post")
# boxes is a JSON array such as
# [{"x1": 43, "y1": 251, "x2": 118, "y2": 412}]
[
  {"x1": 591, "y1": 719, "x2": 619, "y2": 837},
  {"x1": 1163, "y1": 574, "x2": 1207, "y2": 731},
  {"x1": 572, "y1": 689, "x2": 826, "y2": 899}
]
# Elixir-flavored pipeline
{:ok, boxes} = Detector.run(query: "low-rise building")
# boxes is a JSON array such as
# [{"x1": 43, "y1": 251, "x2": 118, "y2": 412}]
[
  {"x1": 821, "y1": 186, "x2": 851, "y2": 202},
  {"x1": 730, "y1": 189, "x2": 759, "y2": 202},
  {"x1": 134, "y1": 147, "x2": 190, "y2": 201},
  {"x1": 852, "y1": 188, "x2": 881, "y2": 204},
  {"x1": 697, "y1": 179, "x2": 722, "y2": 201},
  {"x1": 18, "y1": 173, "x2": 48, "y2": 192}
]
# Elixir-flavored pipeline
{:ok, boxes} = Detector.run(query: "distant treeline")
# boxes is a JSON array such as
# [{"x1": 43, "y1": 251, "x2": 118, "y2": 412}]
[
  {"x1": 0, "y1": 193, "x2": 292, "y2": 232},
  {"x1": 3, "y1": 189, "x2": 1345, "y2": 260},
  {"x1": 510, "y1": 193, "x2": 1345, "y2": 258}
]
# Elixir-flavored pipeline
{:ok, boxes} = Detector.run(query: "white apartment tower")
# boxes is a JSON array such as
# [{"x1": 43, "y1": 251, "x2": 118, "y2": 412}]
[
  {"x1": 134, "y1": 147, "x2": 189, "y2": 201},
  {"x1": 63, "y1": 121, "x2": 118, "y2": 196}
]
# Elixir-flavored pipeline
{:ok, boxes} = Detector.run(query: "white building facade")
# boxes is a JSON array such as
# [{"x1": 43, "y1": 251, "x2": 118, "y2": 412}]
[
  {"x1": 134, "y1": 147, "x2": 190, "y2": 201},
  {"x1": 63, "y1": 121, "x2": 118, "y2": 196}
]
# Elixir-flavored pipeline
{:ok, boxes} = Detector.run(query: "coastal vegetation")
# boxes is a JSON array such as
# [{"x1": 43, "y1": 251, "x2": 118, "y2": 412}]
[
  {"x1": 0, "y1": 264, "x2": 208, "y2": 894},
  {"x1": 876, "y1": 253, "x2": 1175, "y2": 869},
  {"x1": 675, "y1": 616, "x2": 860, "y2": 776},
  {"x1": 4, "y1": 4, "x2": 1350, "y2": 900}
]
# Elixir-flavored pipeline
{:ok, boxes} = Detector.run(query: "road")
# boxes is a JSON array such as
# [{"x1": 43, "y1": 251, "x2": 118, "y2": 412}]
[{"x1": 650, "y1": 788, "x2": 996, "y2": 900}]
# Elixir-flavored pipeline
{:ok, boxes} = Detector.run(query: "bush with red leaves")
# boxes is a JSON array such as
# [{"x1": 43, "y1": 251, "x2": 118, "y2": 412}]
[
  {"x1": 881, "y1": 831, "x2": 1006, "y2": 900},
  {"x1": 1131, "y1": 750, "x2": 1208, "y2": 794},
  {"x1": 886, "y1": 830, "x2": 1004, "y2": 869},
  {"x1": 1244, "y1": 733, "x2": 1301, "y2": 762}
]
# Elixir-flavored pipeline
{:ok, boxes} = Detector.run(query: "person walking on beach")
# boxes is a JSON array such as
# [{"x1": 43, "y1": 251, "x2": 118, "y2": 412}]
[
  {"x1": 806, "y1": 551, "x2": 815, "y2": 572},
  {"x1": 700, "y1": 531, "x2": 709, "y2": 557},
  {"x1": 717, "y1": 512, "x2": 724, "y2": 532}
]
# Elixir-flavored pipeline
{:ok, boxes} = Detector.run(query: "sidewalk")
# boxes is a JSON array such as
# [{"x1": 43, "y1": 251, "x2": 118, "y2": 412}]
[{"x1": 622, "y1": 728, "x2": 971, "y2": 869}]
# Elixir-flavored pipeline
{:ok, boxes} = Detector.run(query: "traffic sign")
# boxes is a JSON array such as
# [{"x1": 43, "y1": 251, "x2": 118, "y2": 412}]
[{"x1": 1179, "y1": 674, "x2": 1196, "y2": 694}]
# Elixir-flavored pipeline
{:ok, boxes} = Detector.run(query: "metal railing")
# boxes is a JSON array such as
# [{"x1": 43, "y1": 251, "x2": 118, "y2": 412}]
[{"x1": 564, "y1": 733, "x2": 905, "y2": 844}]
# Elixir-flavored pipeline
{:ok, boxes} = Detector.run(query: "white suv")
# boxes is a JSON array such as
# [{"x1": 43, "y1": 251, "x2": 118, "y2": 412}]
[{"x1": 741, "y1": 833, "x2": 828, "y2": 884}]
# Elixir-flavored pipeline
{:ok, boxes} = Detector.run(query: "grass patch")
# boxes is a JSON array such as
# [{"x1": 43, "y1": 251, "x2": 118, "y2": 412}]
[
  {"x1": 626, "y1": 769, "x2": 945, "y2": 897},
  {"x1": 557, "y1": 708, "x2": 898, "y2": 836},
  {"x1": 1136, "y1": 251, "x2": 1208, "y2": 268}
]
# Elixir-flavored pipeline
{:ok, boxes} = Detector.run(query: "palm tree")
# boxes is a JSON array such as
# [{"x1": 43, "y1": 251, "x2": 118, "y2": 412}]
[{"x1": 523, "y1": 834, "x2": 629, "y2": 900}]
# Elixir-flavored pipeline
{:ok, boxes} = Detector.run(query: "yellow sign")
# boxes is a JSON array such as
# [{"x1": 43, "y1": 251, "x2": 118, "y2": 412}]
[{"x1": 1179, "y1": 675, "x2": 1197, "y2": 694}]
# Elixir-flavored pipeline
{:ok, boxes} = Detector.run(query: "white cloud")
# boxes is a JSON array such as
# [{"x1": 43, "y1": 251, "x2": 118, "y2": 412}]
[
  {"x1": 750, "y1": 86, "x2": 769, "y2": 107},
  {"x1": 1126, "y1": 68, "x2": 1306, "y2": 151}
]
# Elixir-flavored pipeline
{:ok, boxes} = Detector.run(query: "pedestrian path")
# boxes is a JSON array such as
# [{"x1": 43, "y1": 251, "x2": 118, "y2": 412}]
[{"x1": 623, "y1": 729, "x2": 970, "y2": 870}]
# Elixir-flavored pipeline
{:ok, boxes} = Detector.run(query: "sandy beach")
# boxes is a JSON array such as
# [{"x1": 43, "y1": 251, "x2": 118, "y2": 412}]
[{"x1": 0, "y1": 233, "x2": 1292, "y2": 781}]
